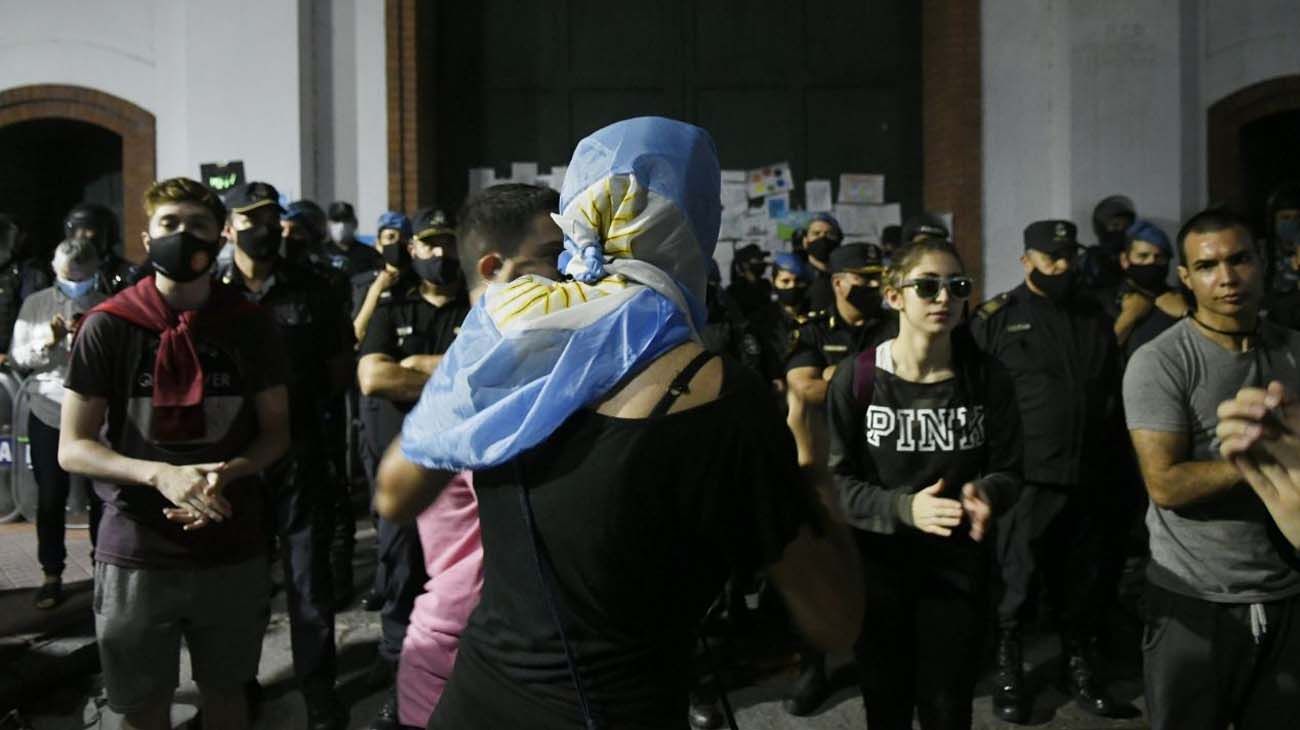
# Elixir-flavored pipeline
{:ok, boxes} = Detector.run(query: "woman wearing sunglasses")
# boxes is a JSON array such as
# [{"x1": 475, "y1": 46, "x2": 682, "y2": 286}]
[{"x1": 826, "y1": 238, "x2": 1023, "y2": 729}]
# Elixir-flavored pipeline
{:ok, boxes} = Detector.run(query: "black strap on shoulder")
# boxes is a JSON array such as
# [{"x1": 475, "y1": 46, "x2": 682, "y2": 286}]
[
  {"x1": 649, "y1": 350, "x2": 718, "y2": 418},
  {"x1": 515, "y1": 463, "x2": 603, "y2": 730}
]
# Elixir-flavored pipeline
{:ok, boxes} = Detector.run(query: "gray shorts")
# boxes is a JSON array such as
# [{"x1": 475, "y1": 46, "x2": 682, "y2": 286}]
[{"x1": 92, "y1": 556, "x2": 270, "y2": 714}]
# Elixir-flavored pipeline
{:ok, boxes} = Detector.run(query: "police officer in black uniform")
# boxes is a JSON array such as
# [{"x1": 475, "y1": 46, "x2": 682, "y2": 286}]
[
  {"x1": 282, "y1": 199, "x2": 362, "y2": 606},
  {"x1": 0, "y1": 213, "x2": 53, "y2": 358},
  {"x1": 63, "y1": 203, "x2": 137, "y2": 294},
  {"x1": 326, "y1": 201, "x2": 383, "y2": 277},
  {"x1": 970, "y1": 220, "x2": 1132, "y2": 723},
  {"x1": 801, "y1": 212, "x2": 844, "y2": 312},
  {"x1": 355, "y1": 209, "x2": 469, "y2": 729},
  {"x1": 216, "y1": 182, "x2": 354, "y2": 730},
  {"x1": 781, "y1": 242, "x2": 896, "y2": 717},
  {"x1": 786, "y1": 243, "x2": 897, "y2": 397},
  {"x1": 749, "y1": 251, "x2": 814, "y2": 389}
]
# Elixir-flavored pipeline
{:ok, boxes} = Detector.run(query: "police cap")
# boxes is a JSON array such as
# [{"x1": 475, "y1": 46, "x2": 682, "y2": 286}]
[
  {"x1": 226, "y1": 182, "x2": 284, "y2": 215},
  {"x1": 829, "y1": 242, "x2": 885, "y2": 274},
  {"x1": 1024, "y1": 219, "x2": 1079, "y2": 255}
]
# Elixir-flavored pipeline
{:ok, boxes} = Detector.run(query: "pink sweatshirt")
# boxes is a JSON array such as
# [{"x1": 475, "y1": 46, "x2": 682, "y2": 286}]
[{"x1": 397, "y1": 472, "x2": 484, "y2": 728}]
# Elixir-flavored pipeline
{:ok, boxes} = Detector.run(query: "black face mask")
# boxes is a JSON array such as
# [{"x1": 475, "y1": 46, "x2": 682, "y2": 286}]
[
  {"x1": 1126, "y1": 262, "x2": 1168, "y2": 294},
  {"x1": 807, "y1": 237, "x2": 839, "y2": 264},
  {"x1": 235, "y1": 225, "x2": 281, "y2": 260},
  {"x1": 1098, "y1": 229, "x2": 1127, "y2": 253},
  {"x1": 412, "y1": 255, "x2": 459, "y2": 286},
  {"x1": 846, "y1": 284, "x2": 883, "y2": 318},
  {"x1": 775, "y1": 286, "x2": 807, "y2": 308},
  {"x1": 1029, "y1": 267, "x2": 1076, "y2": 303},
  {"x1": 148, "y1": 231, "x2": 219, "y2": 283},
  {"x1": 381, "y1": 242, "x2": 410, "y2": 269}
]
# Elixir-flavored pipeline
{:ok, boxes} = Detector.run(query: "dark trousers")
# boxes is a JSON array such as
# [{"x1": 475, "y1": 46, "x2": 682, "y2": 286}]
[
  {"x1": 1143, "y1": 583, "x2": 1300, "y2": 730},
  {"x1": 854, "y1": 533, "x2": 986, "y2": 730},
  {"x1": 269, "y1": 449, "x2": 338, "y2": 695},
  {"x1": 376, "y1": 516, "x2": 427, "y2": 662},
  {"x1": 359, "y1": 410, "x2": 426, "y2": 663},
  {"x1": 995, "y1": 482, "x2": 1111, "y2": 637},
  {"x1": 31, "y1": 413, "x2": 100, "y2": 575}
]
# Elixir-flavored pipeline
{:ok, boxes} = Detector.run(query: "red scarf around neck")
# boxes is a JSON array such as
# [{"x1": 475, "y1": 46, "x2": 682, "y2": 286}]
[{"x1": 86, "y1": 276, "x2": 260, "y2": 440}]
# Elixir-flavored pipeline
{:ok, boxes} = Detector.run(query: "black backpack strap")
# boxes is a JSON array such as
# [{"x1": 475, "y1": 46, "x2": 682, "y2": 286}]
[
  {"x1": 649, "y1": 350, "x2": 718, "y2": 418},
  {"x1": 850, "y1": 347, "x2": 879, "y2": 409}
]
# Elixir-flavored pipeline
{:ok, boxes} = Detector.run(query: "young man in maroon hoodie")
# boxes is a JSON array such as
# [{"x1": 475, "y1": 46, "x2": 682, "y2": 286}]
[{"x1": 59, "y1": 177, "x2": 290, "y2": 730}]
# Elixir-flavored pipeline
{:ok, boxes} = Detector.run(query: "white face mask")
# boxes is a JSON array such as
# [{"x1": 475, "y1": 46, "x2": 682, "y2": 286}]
[{"x1": 328, "y1": 221, "x2": 356, "y2": 244}]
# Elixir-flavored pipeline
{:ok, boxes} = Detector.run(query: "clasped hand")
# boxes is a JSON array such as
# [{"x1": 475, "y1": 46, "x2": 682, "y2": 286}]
[{"x1": 156, "y1": 462, "x2": 232, "y2": 531}]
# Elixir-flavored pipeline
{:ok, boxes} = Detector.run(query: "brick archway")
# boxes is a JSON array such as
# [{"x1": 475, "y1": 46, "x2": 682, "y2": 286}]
[
  {"x1": 0, "y1": 84, "x2": 156, "y2": 262},
  {"x1": 1208, "y1": 74, "x2": 1300, "y2": 216}
]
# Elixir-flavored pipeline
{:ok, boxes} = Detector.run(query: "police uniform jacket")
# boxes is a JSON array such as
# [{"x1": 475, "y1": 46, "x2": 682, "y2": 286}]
[
  {"x1": 217, "y1": 258, "x2": 355, "y2": 442},
  {"x1": 785, "y1": 306, "x2": 899, "y2": 374},
  {"x1": 969, "y1": 282, "x2": 1122, "y2": 486},
  {"x1": 356, "y1": 274, "x2": 470, "y2": 457}
]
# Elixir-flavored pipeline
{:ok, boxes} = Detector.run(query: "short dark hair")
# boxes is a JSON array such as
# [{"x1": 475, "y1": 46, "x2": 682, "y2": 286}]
[
  {"x1": 1175, "y1": 207, "x2": 1254, "y2": 265},
  {"x1": 456, "y1": 184, "x2": 560, "y2": 283}
]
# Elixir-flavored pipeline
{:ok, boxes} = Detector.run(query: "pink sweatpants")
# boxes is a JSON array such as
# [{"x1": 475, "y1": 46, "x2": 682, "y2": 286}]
[{"x1": 396, "y1": 472, "x2": 483, "y2": 728}]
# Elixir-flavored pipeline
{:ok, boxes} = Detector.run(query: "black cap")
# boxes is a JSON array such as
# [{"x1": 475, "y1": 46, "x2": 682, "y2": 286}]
[
  {"x1": 734, "y1": 243, "x2": 768, "y2": 264},
  {"x1": 226, "y1": 182, "x2": 284, "y2": 215},
  {"x1": 880, "y1": 224, "x2": 902, "y2": 247},
  {"x1": 283, "y1": 200, "x2": 327, "y2": 237},
  {"x1": 412, "y1": 207, "x2": 454, "y2": 241},
  {"x1": 902, "y1": 212, "x2": 950, "y2": 243},
  {"x1": 829, "y1": 242, "x2": 885, "y2": 274},
  {"x1": 1024, "y1": 219, "x2": 1079, "y2": 255},
  {"x1": 327, "y1": 201, "x2": 356, "y2": 222}
]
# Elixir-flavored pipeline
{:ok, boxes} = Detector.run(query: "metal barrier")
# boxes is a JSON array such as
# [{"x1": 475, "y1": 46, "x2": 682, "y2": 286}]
[
  {"x1": 10, "y1": 373, "x2": 37, "y2": 523},
  {"x1": 0, "y1": 369, "x2": 20, "y2": 521}
]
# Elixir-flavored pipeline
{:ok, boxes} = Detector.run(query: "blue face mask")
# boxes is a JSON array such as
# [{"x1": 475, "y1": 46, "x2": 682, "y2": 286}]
[{"x1": 55, "y1": 276, "x2": 96, "y2": 299}]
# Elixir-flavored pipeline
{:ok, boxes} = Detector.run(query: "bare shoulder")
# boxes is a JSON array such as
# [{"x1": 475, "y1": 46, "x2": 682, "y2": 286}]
[{"x1": 594, "y1": 342, "x2": 725, "y2": 419}]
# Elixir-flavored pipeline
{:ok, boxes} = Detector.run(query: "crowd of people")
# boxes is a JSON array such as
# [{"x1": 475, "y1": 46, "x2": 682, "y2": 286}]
[{"x1": 3, "y1": 116, "x2": 1300, "y2": 730}]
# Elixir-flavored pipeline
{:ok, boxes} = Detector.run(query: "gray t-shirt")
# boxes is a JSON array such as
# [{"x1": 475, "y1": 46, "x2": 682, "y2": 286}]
[{"x1": 1124, "y1": 318, "x2": 1300, "y2": 603}]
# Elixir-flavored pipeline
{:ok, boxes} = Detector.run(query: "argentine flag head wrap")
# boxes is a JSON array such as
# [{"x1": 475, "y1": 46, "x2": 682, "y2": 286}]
[{"x1": 399, "y1": 117, "x2": 722, "y2": 471}]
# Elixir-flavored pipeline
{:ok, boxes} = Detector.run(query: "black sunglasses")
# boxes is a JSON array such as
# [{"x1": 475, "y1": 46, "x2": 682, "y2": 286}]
[{"x1": 901, "y1": 275, "x2": 973, "y2": 300}]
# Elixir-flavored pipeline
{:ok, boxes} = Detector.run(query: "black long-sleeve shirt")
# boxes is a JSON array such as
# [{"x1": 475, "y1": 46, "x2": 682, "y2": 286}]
[{"x1": 827, "y1": 337, "x2": 1022, "y2": 586}]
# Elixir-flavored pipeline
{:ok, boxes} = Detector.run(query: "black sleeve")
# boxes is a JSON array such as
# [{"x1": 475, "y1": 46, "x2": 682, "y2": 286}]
[
  {"x1": 64, "y1": 311, "x2": 121, "y2": 398},
  {"x1": 703, "y1": 365, "x2": 817, "y2": 574},
  {"x1": 359, "y1": 304, "x2": 395, "y2": 358},
  {"x1": 243, "y1": 309, "x2": 291, "y2": 395},
  {"x1": 967, "y1": 312, "x2": 993, "y2": 354},
  {"x1": 974, "y1": 356, "x2": 1022, "y2": 514},
  {"x1": 784, "y1": 326, "x2": 826, "y2": 373},
  {"x1": 825, "y1": 357, "x2": 911, "y2": 534},
  {"x1": 317, "y1": 286, "x2": 356, "y2": 358}
]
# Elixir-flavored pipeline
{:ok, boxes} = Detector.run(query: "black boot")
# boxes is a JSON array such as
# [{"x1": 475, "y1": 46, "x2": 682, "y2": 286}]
[
  {"x1": 360, "y1": 587, "x2": 385, "y2": 611},
  {"x1": 1062, "y1": 637, "x2": 1134, "y2": 719},
  {"x1": 687, "y1": 690, "x2": 724, "y2": 729},
  {"x1": 993, "y1": 629, "x2": 1030, "y2": 724},
  {"x1": 368, "y1": 686, "x2": 399, "y2": 730},
  {"x1": 304, "y1": 681, "x2": 349, "y2": 730},
  {"x1": 782, "y1": 653, "x2": 830, "y2": 716}
]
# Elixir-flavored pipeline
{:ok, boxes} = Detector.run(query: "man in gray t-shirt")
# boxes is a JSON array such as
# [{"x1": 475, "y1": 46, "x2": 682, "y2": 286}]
[{"x1": 1124, "y1": 209, "x2": 1300, "y2": 730}]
